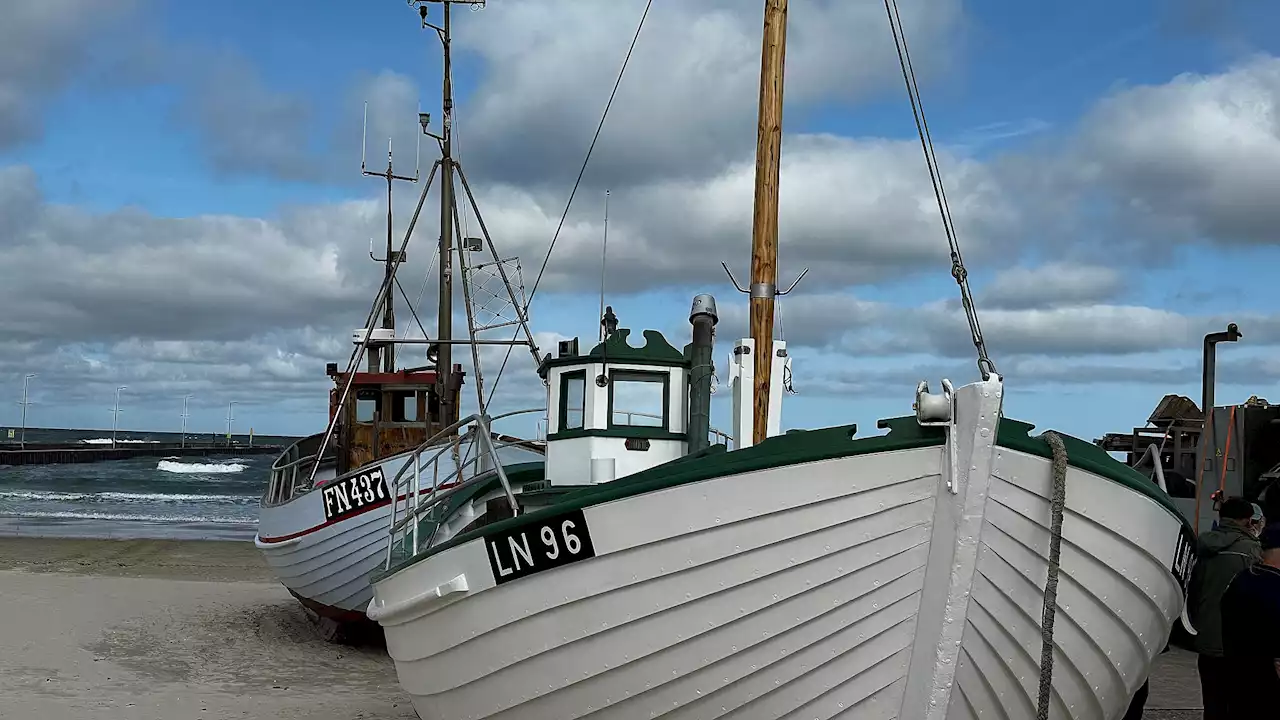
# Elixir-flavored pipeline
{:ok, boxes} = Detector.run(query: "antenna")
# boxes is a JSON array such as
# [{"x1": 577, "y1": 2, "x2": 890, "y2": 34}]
[
  {"x1": 361, "y1": 93, "x2": 422, "y2": 374},
  {"x1": 598, "y1": 189, "x2": 610, "y2": 341}
]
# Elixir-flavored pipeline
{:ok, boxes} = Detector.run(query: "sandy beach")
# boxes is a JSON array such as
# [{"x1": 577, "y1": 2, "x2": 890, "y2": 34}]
[
  {"x1": 0, "y1": 537, "x2": 415, "y2": 720},
  {"x1": 0, "y1": 535, "x2": 1208, "y2": 719}
]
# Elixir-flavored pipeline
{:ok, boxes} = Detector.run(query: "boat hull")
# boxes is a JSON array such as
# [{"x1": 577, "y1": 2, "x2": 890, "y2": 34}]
[
  {"x1": 257, "y1": 439, "x2": 547, "y2": 622},
  {"x1": 369, "y1": 387, "x2": 1191, "y2": 719},
  {"x1": 256, "y1": 452, "x2": 413, "y2": 619}
]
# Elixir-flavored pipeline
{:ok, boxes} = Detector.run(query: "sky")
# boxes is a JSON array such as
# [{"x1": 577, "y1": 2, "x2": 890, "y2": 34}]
[{"x1": 1, "y1": 0, "x2": 1279, "y2": 444}]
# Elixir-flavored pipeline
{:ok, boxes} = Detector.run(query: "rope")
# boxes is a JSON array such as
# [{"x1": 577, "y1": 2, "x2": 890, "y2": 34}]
[
  {"x1": 485, "y1": 0, "x2": 654, "y2": 406},
  {"x1": 1036, "y1": 430, "x2": 1069, "y2": 719}
]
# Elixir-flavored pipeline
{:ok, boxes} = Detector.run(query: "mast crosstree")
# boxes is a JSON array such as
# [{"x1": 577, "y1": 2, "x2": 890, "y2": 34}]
[
  {"x1": 409, "y1": 0, "x2": 541, "y2": 416},
  {"x1": 305, "y1": 0, "x2": 540, "y2": 485}
]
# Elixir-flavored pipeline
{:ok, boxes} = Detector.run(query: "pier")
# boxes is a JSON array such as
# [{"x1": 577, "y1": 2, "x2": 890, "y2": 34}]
[{"x1": 0, "y1": 443, "x2": 283, "y2": 466}]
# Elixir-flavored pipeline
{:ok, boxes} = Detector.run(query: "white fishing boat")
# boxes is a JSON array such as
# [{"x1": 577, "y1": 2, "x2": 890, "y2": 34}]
[
  {"x1": 255, "y1": 0, "x2": 544, "y2": 641},
  {"x1": 366, "y1": 0, "x2": 1198, "y2": 717}
]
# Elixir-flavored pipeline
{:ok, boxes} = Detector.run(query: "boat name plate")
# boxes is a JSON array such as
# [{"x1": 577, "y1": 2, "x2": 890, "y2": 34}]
[
  {"x1": 486, "y1": 508, "x2": 596, "y2": 585},
  {"x1": 1171, "y1": 524, "x2": 1196, "y2": 597},
  {"x1": 321, "y1": 468, "x2": 389, "y2": 522}
]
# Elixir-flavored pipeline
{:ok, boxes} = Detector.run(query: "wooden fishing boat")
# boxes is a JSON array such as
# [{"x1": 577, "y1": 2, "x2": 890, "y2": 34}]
[{"x1": 366, "y1": 0, "x2": 1198, "y2": 716}]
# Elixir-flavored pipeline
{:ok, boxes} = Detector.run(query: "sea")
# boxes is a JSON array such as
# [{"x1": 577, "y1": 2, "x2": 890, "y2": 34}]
[{"x1": 0, "y1": 427, "x2": 301, "y2": 542}]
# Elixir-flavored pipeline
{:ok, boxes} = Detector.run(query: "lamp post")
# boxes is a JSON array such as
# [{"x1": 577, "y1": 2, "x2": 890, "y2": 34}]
[
  {"x1": 19, "y1": 374, "x2": 36, "y2": 449},
  {"x1": 111, "y1": 386, "x2": 127, "y2": 449},
  {"x1": 226, "y1": 401, "x2": 237, "y2": 447},
  {"x1": 181, "y1": 394, "x2": 193, "y2": 448}
]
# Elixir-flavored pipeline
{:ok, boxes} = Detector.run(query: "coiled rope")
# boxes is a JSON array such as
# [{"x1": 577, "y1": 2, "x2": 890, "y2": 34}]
[{"x1": 1036, "y1": 430, "x2": 1068, "y2": 719}]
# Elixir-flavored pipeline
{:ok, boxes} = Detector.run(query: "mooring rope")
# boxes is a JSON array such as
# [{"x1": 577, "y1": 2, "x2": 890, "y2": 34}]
[{"x1": 1036, "y1": 430, "x2": 1068, "y2": 719}]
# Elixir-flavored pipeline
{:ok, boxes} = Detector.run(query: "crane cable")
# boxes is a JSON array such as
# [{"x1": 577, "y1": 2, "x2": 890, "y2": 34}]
[
  {"x1": 883, "y1": 0, "x2": 996, "y2": 380},
  {"x1": 484, "y1": 0, "x2": 655, "y2": 410}
]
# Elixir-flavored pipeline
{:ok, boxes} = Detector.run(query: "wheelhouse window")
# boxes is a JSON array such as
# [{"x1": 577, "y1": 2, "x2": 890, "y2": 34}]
[
  {"x1": 391, "y1": 390, "x2": 419, "y2": 423},
  {"x1": 355, "y1": 388, "x2": 379, "y2": 422},
  {"x1": 560, "y1": 371, "x2": 585, "y2": 431},
  {"x1": 609, "y1": 371, "x2": 666, "y2": 429}
]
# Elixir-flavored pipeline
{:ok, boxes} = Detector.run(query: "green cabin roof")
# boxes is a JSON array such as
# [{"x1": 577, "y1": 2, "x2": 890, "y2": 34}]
[{"x1": 538, "y1": 328, "x2": 688, "y2": 378}]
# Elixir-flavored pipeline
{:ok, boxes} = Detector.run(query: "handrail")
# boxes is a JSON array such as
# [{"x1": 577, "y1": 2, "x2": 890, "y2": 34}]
[
  {"x1": 1133, "y1": 443, "x2": 1169, "y2": 495},
  {"x1": 384, "y1": 408, "x2": 547, "y2": 568}
]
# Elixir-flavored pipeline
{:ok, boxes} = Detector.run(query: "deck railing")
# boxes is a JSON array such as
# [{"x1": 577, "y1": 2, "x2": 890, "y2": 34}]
[
  {"x1": 384, "y1": 408, "x2": 545, "y2": 569},
  {"x1": 381, "y1": 408, "x2": 735, "y2": 568}
]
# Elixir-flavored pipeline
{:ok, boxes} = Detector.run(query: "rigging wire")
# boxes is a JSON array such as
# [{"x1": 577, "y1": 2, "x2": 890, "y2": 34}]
[
  {"x1": 883, "y1": 0, "x2": 996, "y2": 379},
  {"x1": 483, "y1": 0, "x2": 655, "y2": 408}
]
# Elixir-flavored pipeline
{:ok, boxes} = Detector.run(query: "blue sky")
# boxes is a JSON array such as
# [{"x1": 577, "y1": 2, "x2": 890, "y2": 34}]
[{"x1": 1, "y1": 0, "x2": 1279, "y2": 444}]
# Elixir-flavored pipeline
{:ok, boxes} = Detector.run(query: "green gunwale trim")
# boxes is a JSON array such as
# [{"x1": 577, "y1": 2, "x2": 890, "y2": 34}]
[
  {"x1": 547, "y1": 427, "x2": 686, "y2": 442},
  {"x1": 539, "y1": 328, "x2": 689, "y2": 378},
  {"x1": 994, "y1": 418, "x2": 1194, "y2": 533},
  {"x1": 381, "y1": 416, "x2": 943, "y2": 577},
  {"x1": 379, "y1": 415, "x2": 1193, "y2": 580}
]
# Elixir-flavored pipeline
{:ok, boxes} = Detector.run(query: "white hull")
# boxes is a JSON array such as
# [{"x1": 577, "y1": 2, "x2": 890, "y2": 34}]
[
  {"x1": 257, "y1": 450, "x2": 415, "y2": 619},
  {"x1": 369, "y1": 379, "x2": 1192, "y2": 719},
  {"x1": 257, "y1": 438, "x2": 544, "y2": 621}
]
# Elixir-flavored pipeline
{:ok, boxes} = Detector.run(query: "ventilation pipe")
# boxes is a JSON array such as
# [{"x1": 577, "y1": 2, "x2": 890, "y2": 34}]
[
  {"x1": 687, "y1": 294, "x2": 719, "y2": 453},
  {"x1": 1202, "y1": 322, "x2": 1242, "y2": 420}
]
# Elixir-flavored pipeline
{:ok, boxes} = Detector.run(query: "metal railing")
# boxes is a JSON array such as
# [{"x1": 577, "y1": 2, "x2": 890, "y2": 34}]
[
  {"x1": 263, "y1": 434, "x2": 340, "y2": 507},
  {"x1": 384, "y1": 408, "x2": 546, "y2": 569}
]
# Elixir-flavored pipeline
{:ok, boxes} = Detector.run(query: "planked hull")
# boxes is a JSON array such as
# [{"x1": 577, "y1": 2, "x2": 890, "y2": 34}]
[
  {"x1": 257, "y1": 450, "x2": 415, "y2": 619},
  {"x1": 257, "y1": 438, "x2": 545, "y2": 621},
  {"x1": 369, "y1": 380, "x2": 1192, "y2": 720}
]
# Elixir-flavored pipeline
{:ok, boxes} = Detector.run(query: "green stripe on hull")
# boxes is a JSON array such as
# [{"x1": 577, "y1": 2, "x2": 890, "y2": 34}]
[{"x1": 376, "y1": 415, "x2": 1190, "y2": 582}]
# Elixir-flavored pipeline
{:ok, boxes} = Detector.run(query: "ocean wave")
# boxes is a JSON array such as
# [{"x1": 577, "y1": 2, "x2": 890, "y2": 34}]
[
  {"x1": 156, "y1": 460, "x2": 247, "y2": 474},
  {"x1": 0, "y1": 489, "x2": 255, "y2": 504},
  {"x1": 79, "y1": 438, "x2": 159, "y2": 444},
  {"x1": 0, "y1": 510, "x2": 252, "y2": 524}
]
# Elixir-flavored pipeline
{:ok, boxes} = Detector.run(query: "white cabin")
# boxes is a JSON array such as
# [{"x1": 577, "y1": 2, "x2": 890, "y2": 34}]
[{"x1": 540, "y1": 329, "x2": 691, "y2": 486}]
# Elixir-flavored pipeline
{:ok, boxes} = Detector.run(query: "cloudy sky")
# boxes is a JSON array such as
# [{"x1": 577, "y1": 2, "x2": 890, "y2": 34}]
[{"x1": 1, "y1": 0, "x2": 1278, "y2": 444}]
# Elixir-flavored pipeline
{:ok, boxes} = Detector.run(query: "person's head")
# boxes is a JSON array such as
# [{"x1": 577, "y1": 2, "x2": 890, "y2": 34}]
[
  {"x1": 1250, "y1": 503, "x2": 1267, "y2": 537},
  {"x1": 1260, "y1": 523, "x2": 1280, "y2": 567},
  {"x1": 1219, "y1": 497, "x2": 1257, "y2": 532}
]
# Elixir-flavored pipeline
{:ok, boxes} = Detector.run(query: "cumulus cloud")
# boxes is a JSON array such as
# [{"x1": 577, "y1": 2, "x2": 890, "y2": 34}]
[
  {"x1": 453, "y1": 0, "x2": 963, "y2": 188},
  {"x1": 1055, "y1": 55, "x2": 1280, "y2": 248},
  {"x1": 979, "y1": 263, "x2": 1125, "y2": 310},
  {"x1": 0, "y1": 0, "x2": 140, "y2": 148},
  {"x1": 7, "y1": 1, "x2": 1280, "y2": 434}
]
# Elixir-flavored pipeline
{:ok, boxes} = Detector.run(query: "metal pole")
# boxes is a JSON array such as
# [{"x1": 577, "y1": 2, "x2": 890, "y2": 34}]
[
  {"x1": 181, "y1": 394, "x2": 193, "y2": 449},
  {"x1": 20, "y1": 374, "x2": 36, "y2": 450},
  {"x1": 112, "y1": 386, "x2": 126, "y2": 449},
  {"x1": 226, "y1": 401, "x2": 237, "y2": 447},
  {"x1": 436, "y1": 0, "x2": 457, "y2": 424}
]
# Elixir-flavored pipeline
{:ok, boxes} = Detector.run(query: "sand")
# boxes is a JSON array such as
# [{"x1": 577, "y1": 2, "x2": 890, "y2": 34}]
[
  {"x1": 0, "y1": 536, "x2": 1208, "y2": 719},
  {"x1": 0, "y1": 537, "x2": 416, "y2": 720}
]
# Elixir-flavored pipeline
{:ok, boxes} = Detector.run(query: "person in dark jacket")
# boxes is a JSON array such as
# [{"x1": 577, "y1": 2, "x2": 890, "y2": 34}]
[
  {"x1": 1221, "y1": 521, "x2": 1280, "y2": 714},
  {"x1": 1185, "y1": 496, "x2": 1263, "y2": 719}
]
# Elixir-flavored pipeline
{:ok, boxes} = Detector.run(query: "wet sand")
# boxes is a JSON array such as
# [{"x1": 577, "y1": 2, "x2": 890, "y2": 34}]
[{"x1": 0, "y1": 537, "x2": 415, "y2": 719}]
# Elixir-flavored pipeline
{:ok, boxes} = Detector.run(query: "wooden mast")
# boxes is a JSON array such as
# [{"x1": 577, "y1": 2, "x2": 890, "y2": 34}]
[{"x1": 748, "y1": 0, "x2": 789, "y2": 445}]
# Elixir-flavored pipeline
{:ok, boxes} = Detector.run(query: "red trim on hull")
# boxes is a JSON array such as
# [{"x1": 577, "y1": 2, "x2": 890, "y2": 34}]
[{"x1": 256, "y1": 484, "x2": 459, "y2": 544}]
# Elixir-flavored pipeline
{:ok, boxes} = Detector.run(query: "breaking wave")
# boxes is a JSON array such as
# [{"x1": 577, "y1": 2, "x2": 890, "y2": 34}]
[
  {"x1": 156, "y1": 460, "x2": 247, "y2": 474},
  {"x1": 0, "y1": 489, "x2": 253, "y2": 505}
]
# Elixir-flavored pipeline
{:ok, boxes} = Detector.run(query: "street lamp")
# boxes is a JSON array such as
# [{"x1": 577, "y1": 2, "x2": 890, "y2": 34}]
[
  {"x1": 19, "y1": 374, "x2": 36, "y2": 450},
  {"x1": 181, "y1": 394, "x2": 194, "y2": 448},
  {"x1": 226, "y1": 401, "x2": 237, "y2": 447},
  {"x1": 111, "y1": 386, "x2": 127, "y2": 449}
]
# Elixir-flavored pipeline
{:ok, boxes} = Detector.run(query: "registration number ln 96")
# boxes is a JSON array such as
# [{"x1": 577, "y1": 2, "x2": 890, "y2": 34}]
[{"x1": 487, "y1": 508, "x2": 596, "y2": 584}]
